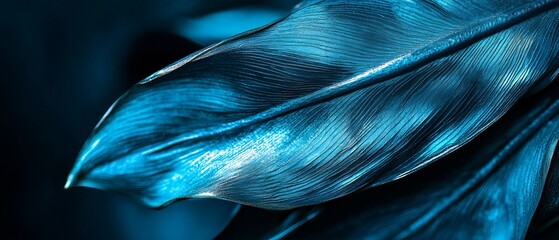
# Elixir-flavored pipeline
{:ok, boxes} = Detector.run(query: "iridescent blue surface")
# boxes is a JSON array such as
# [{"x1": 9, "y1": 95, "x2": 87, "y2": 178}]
[
  {"x1": 530, "y1": 143, "x2": 559, "y2": 235},
  {"x1": 66, "y1": 0, "x2": 559, "y2": 210},
  {"x1": 219, "y1": 80, "x2": 559, "y2": 239}
]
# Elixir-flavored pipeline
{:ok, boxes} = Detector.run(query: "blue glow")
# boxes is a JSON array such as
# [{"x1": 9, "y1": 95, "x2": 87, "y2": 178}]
[{"x1": 177, "y1": 8, "x2": 286, "y2": 45}]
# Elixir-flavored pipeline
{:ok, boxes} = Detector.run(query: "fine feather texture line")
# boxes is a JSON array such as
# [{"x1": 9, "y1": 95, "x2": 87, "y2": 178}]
[
  {"x1": 138, "y1": 0, "x2": 325, "y2": 84},
  {"x1": 142, "y1": 0, "x2": 559, "y2": 155},
  {"x1": 250, "y1": 84, "x2": 559, "y2": 239}
]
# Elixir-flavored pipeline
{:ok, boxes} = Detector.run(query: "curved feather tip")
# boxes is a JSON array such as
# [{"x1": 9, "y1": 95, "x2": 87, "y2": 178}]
[{"x1": 67, "y1": 0, "x2": 559, "y2": 209}]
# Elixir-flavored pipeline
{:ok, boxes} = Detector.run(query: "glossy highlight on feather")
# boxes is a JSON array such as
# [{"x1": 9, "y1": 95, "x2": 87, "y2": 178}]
[
  {"x1": 66, "y1": 0, "x2": 559, "y2": 209},
  {"x1": 219, "y1": 82, "x2": 559, "y2": 239}
]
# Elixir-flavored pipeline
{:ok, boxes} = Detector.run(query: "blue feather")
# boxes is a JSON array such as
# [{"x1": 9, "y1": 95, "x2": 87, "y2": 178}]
[
  {"x1": 220, "y1": 82, "x2": 559, "y2": 239},
  {"x1": 66, "y1": 0, "x2": 559, "y2": 209},
  {"x1": 528, "y1": 144, "x2": 559, "y2": 237}
]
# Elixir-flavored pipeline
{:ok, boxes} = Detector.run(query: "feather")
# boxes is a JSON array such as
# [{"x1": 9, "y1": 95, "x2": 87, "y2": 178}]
[
  {"x1": 222, "y1": 82, "x2": 559, "y2": 239},
  {"x1": 66, "y1": 0, "x2": 559, "y2": 209},
  {"x1": 527, "y1": 145, "x2": 559, "y2": 237}
]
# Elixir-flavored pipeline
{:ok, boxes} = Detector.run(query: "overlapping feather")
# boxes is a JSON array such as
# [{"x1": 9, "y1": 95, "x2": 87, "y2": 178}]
[
  {"x1": 528, "y1": 146, "x2": 559, "y2": 237},
  {"x1": 66, "y1": 0, "x2": 559, "y2": 209}
]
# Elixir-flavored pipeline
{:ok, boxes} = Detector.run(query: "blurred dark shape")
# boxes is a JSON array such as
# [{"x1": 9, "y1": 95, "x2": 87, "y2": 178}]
[
  {"x1": 112, "y1": 197, "x2": 239, "y2": 240},
  {"x1": 180, "y1": 0, "x2": 300, "y2": 17},
  {"x1": 217, "y1": 207, "x2": 294, "y2": 239}
]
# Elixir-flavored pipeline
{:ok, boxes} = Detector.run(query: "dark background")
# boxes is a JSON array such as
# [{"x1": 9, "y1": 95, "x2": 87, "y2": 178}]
[{"x1": 0, "y1": 0, "x2": 297, "y2": 239}]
